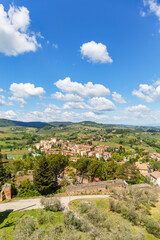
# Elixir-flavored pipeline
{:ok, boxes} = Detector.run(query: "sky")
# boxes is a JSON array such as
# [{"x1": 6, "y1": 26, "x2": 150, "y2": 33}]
[{"x1": 0, "y1": 0, "x2": 160, "y2": 125}]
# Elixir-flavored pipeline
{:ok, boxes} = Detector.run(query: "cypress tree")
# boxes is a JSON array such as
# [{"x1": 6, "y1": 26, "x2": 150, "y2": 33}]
[{"x1": 33, "y1": 156, "x2": 55, "y2": 195}]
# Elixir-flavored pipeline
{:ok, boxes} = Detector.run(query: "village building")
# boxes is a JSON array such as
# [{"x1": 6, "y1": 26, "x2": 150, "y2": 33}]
[{"x1": 150, "y1": 171, "x2": 160, "y2": 186}]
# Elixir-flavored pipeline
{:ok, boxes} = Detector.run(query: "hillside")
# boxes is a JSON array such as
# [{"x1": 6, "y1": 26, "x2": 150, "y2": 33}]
[{"x1": 0, "y1": 119, "x2": 51, "y2": 128}]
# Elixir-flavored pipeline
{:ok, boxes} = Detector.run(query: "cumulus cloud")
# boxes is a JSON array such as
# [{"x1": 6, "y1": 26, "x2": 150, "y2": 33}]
[
  {"x1": 63, "y1": 102, "x2": 90, "y2": 110},
  {"x1": 9, "y1": 83, "x2": 45, "y2": 106},
  {"x1": 0, "y1": 110, "x2": 17, "y2": 119},
  {"x1": 112, "y1": 92, "x2": 126, "y2": 103},
  {"x1": 132, "y1": 81, "x2": 160, "y2": 102},
  {"x1": 126, "y1": 104, "x2": 150, "y2": 112},
  {"x1": 54, "y1": 77, "x2": 110, "y2": 98},
  {"x1": 0, "y1": 99, "x2": 6, "y2": 105},
  {"x1": 80, "y1": 41, "x2": 113, "y2": 64},
  {"x1": 51, "y1": 92, "x2": 84, "y2": 102},
  {"x1": 88, "y1": 97, "x2": 116, "y2": 112},
  {"x1": 0, "y1": 4, "x2": 40, "y2": 56},
  {"x1": 0, "y1": 88, "x2": 3, "y2": 92},
  {"x1": 10, "y1": 83, "x2": 45, "y2": 98},
  {"x1": 143, "y1": 0, "x2": 160, "y2": 21}
]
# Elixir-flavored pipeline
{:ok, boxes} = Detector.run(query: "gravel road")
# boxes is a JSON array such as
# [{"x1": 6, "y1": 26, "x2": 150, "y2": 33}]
[{"x1": 0, "y1": 195, "x2": 110, "y2": 212}]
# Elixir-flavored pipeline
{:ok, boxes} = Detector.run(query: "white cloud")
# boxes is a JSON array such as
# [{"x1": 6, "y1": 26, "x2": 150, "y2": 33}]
[
  {"x1": 10, "y1": 83, "x2": 45, "y2": 99},
  {"x1": 80, "y1": 41, "x2": 113, "y2": 64},
  {"x1": 0, "y1": 99, "x2": 6, "y2": 105},
  {"x1": 0, "y1": 88, "x2": 3, "y2": 92},
  {"x1": 51, "y1": 92, "x2": 84, "y2": 102},
  {"x1": 9, "y1": 83, "x2": 45, "y2": 106},
  {"x1": 0, "y1": 94, "x2": 12, "y2": 106},
  {"x1": 126, "y1": 104, "x2": 150, "y2": 112},
  {"x1": 8, "y1": 96, "x2": 26, "y2": 107},
  {"x1": 0, "y1": 4, "x2": 40, "y2": 56},
  {"x1": 63, "y1": 102, "x2": 90, "y2": 110},
  {"x1": 88, "y1": 97, "x2": 116, "y2": 112},
  {"x1": 52, "y1": 43, "x2": 58, "y2": 49},
  {"x1": 55, "y1": 77, "x2": 110, "y2": 98},
  {"x1": 132, "y1": 81, "x2": 160, "y2": 102},
  {"x1": 140, "y1": 10, "x2": 146, "y2": 17},
  {"x1": 143, "y1": 0, "x2": 160, "y2": 21},
  {"x1": 0, "y1": 110, "x2": 17, "y2": 119},
  {"x1": 36, "y1": 32, "x2": 44, "y2": 39},
  {"x1": 112, "y1": 92, "x2": 126, "y2": 103}
]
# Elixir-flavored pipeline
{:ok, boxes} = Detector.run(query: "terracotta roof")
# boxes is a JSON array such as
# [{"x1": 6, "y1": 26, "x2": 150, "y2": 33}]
[
  {"x1": 135, "y1": 162, "x2": 148, "y2": 171},
  {"x1": 150, "y1": 171, "x2": 160, "y2": 179}
]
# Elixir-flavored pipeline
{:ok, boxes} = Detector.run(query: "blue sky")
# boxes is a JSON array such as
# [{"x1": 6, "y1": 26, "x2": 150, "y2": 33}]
[{"x1": 0, "y1": 0, "x2": 160, "y2": 125}]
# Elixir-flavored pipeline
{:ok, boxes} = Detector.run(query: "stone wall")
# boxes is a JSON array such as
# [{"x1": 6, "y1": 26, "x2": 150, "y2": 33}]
[
  {"x1": 66, "y1": 179, "x2": 126, "y2": 195},
  {"x1": 0, "y1": 183, "x2": 11, "y2": 201}
]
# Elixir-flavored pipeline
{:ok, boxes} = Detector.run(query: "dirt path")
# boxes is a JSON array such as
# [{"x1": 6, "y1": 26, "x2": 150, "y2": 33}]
[{"x1": 0, "y1": 195, "x2": 110, "y2": 212}]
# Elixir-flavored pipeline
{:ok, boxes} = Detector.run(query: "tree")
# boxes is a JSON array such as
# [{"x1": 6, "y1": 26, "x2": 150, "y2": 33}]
[
  {"x1": 76, "y1": 158, "x2": 90, "y2": 182},
  {"x1": 88, "y1": 159, "x2": 103, "y2": 181},
  {"x1": 116, "y1": 162, "x2": 141, "y2": 184},
  {"x1": 11, "y1": 156, "x2": 24, "y2": 173},
  {"x1": 103, "y1": 160, "x2": 118, "y2": 180},
  {"x1": 46, "y1": 154, "x2": 68, "y2": 183},
  {"x1": 33, "y1": 156, "x2": 55, "y2": 195}
]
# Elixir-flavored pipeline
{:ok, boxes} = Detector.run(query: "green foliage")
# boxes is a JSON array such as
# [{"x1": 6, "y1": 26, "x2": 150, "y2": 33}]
[
  {"x1": 14, "y1": 215, "x2": 36, "y2": 240},
  {"x1": 40, "y1": 197, "x2": 62, "y2": 211},
  {"x1": 144, "y1": 217, "x2": 160, "y2": 238},
  {"x1": 0, "y1": 162, "x2": 6, "y2": 190},
  {"x1": 17, "y1": 179, "x2": 39, "y2": 197},
  {"x1": 46, "y1": 154, "x2": 69, "y2": 183},
  {"x1": 109, "y1": 188, "x2": 159, "y2": 238},
  {"x1": 63, "y1": 210, "x2": 90, "y2": 232},
  {"x1": 36, "y1": 209, "x2": 55, "y2": 225},
  {"x1": 33, "y1": 156, "x2": 55, "y2": 195},
  {"x1": 116, "y1": 162, "x2": 141, "y2": 184},
  {"x1": 11, "y1": 157, "x2": 24, "y2": 174}
]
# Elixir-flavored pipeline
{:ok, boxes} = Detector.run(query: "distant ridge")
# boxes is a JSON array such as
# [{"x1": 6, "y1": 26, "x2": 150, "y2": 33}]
[
  {"x1": 0, "y1": 119, "x2": 51, "y2": 128},
  {"x1": 0, "y1": 118, "x2": 159, "y2": 129}
]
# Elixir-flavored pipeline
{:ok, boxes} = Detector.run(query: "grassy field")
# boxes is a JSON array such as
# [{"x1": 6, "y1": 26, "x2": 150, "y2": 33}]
[
  {"x1": 0, "y1": 197, "x2": 160, "y2": 239},
  {"x1": 69, "y1": 198, "x2": 160, "y2": 240},
  {"x1": 0, "y1": 209, "x2": 63, "y2": 240}
]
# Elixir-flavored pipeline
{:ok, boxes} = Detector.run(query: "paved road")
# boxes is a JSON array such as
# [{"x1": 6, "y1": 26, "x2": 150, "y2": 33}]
[{"x1": 0, "y1": 195, "x2": 110, "y2": 212}]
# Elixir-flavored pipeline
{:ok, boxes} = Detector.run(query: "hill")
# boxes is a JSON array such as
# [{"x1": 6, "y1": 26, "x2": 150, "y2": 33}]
[{"x1": 0, "y1": 119, "x2": 51, "y2": 128}]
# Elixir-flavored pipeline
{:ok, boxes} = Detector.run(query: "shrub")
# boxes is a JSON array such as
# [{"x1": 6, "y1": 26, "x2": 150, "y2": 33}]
[
  {"x1": 30, "y1": 229, "x2": 45, "y2": 240},
  {"x1": 109, "y1": 199, "x2": 116, "y2": 212},
  {"x1": 14, "y1": 215, "x2": 36, "y2": 240},
  {"x1": 63, "y1": 210, "x2": 90, "y2": 232},
  {"x1": 17, "y1": 179, "x2": 40, "y2": 197},
  {"x1": 36, "y1": 209, "x2": 54, "y2": 225},
  {"x1": 144, "y1": 217, "x2": 160, "y2": 238},
  {"x1": 127, "y1": 207, "x2": 139, "y2": 225},
  {"x1": 78, "y1": 201, "x2": 106, "y2": 227},
  {"x1": 40, "y1": 197, "x2": 62, "y2": 211},
  {"x1": 78, "y1": 201, "x2": 92, "y2": 214}
]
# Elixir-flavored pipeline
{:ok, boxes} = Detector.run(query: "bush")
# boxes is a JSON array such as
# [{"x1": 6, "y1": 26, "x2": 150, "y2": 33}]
[
  {"x1": 14, "y1": 215, "x2": 36, "y2": 240},
  {"x1": 109, "y1": 199, "x2": 116, "y2": 212},
  {"x1": 144, "y1": 217, "x2": 160, "y2": 238},
  {"x1": 78, "y1": 201, "x2": 92, "y2": 214},
  {"x1": 40, "y1": 197, "x2": 62, "y2": 211},
  {"x1": 30, "y1": 229, "x2": 45, "y2": 240},
  {"x1": 36, "y1": 209, "x2": 54, "y2": 225},
  {"x1": 63, "y1": 210, "x2": 90, "y2": 232},
  {"x1": 78, "y1": 201, "x2": 106, "y2": 227},
  {"x1": 17, "y1": 179, "x2": 40, "y2": 197},
  {"x1": 127, "y1": 207, "x2": 139, "y2": 225}
]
